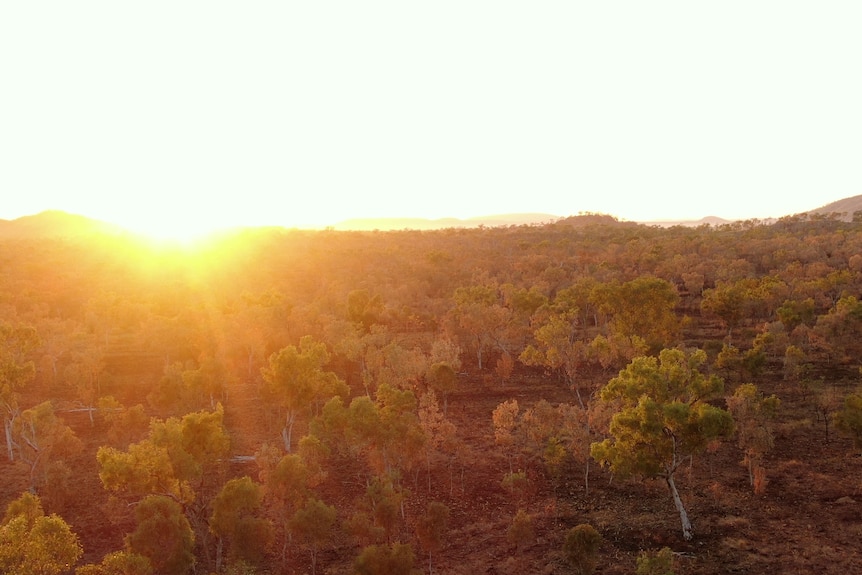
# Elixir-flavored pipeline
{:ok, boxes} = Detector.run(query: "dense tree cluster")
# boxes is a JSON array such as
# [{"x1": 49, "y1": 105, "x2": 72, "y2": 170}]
[{"x1": 1, "y1": 212, "x2": 862, "y2": 572}]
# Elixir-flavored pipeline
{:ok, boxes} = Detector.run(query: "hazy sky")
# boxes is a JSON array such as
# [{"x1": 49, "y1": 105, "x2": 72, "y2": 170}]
[{"x1": 2, "y1": 2, "x2": 860, "y2": 235}]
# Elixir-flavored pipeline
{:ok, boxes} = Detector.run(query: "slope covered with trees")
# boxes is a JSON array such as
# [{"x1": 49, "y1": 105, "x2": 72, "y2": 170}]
[{"x1": 2, "y1": 212, "x2": 862, "y2": 573}]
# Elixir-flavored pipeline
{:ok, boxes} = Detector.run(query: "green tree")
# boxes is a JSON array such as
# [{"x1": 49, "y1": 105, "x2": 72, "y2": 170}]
[
  {"x1": 636, "y1": 547, "x2": 675, "y2": 575},
  {"x1": 448, "y1": 284, "x2": 511, "y2": 371},
  {"x1": 414, "y1": 501, "x2": 449, "y2": 573},
  {"x1": 11, "y1": 401, "x2": 82, "y2": 492},
  {"x1": 426, "y1": 362, "x2": 457, "y2": 412},
  {"x1": 591, "y1": 349, "x2": 735, "y2": 541},
  {"x1": 520, "y1": 310, "x2": 588, "y2": 407},
  {"x1": 592, "y1": 277, "x2": 680, "y2": 351},
  {"x1": 289, "y1": 498, "x2": 337, "y2": 575},
  {"x1": 261, "y1": 336, "x2": 347, "y2": 452},
  {"x1": 353, "y1": 543, "x2": 414, "y2": 575},
  {"x1": 75, "y1": 551, "x2": 153, "y2": 575},
  {"x1": 835, "y1": 392, "x2": 862, "y2": 452},
  {"x1": 210, "y1": 476, "x2": 273, "y2": 572},
  {"x1": 0, "y1": 492, "x2": 82, "y2": 575},
  {"x1": 98, "y1": 407, "x2": 230, "y2": 505},
  {"x1": 562, "y1": 524, "x2": 602, "y2": 575},
  {"x1": 257, "y1": 449, "x2": 309, "y2": 566},
  {"x1": 126, "y1": 495, "x2": 195, "y2": 575},
  {"x1": 506, "y1": 509, "x2": 534, "y2": 554},
  {"x1": 0, "y1": 323, "x2": 40, "y2": 461},
  {"x1": 701, "y1": 280, "x2": 751, "y2": 337}
]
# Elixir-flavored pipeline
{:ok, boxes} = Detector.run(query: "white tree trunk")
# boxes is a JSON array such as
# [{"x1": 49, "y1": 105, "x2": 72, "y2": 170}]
[
  {"x1": 666, "y1": 473, "x2": 693, "y2": 541},
  {"x1": 283, "y1": 411, "x2": 295, "y2": 452},
  {"x1": 4, "y1": 418, "x2": 14, "y2": 461}
]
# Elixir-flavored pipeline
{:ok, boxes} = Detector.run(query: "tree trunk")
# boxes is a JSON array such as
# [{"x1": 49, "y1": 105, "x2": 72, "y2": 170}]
[
  {"x1": 215, "y1": 537, "x2": 223, "y2": 574},
  {"x1": 283, "y1": 412, "x2": 295, "y2": 452},
  {"x1": 666, "y1": 473, "x2": 693, "y2": 541},
  {"x1": 583, "y1": 460, "x2": 590, "y2": 497},
  {"x1": 4, "y1": 418, "x2": 14, "y2": 461}
]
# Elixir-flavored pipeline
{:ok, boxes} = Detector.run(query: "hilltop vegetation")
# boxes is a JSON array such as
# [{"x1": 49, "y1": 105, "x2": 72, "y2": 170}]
[{"x1": 2, "y1": 212, "x2": 862, "y2": 574}]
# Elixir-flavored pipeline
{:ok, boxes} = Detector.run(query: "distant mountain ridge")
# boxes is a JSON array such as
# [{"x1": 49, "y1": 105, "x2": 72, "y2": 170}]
[
  {"x1": 810, "y1": 194, "x2": 862, "y2": 219},
  {"x1": 0, "y1": 210, "x2": 124, "y2": 240},
  {"x1": 332, "y1": 213, "x2": 560, "y2": 231},
  {"x1": 3, "y1": 196, "x2": 861, "y2": 239}
]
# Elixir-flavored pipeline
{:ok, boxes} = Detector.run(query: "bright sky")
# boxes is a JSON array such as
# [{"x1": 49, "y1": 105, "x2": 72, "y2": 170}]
[{"x1": 2, "y1": 2, "x2": 860, "y2": 237}]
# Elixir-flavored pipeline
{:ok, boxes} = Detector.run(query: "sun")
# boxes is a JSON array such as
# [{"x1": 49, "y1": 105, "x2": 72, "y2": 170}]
[{"x1": 114, "y1": 212, "x2": 234, "y2": 246}]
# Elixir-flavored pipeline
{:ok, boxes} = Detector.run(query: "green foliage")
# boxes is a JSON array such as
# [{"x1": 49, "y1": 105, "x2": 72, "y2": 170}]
[
  {"x1": 426, "y1": 362, "x2": 457, "y2": 398},
  {"x1": 262, "y1": 336, "x2": 347, "y2": 451},
  {"x1": 415, "y1": 501, "x2": 449, "y2": 569},
  {"x1": 290, "y1": 498, "x2": 337, "y2": 545},
  {"x1": 592, "y1": 276, "x2": 680, "y2": 351},
  {"x1": 11, "y1": 400, "x2": 82, "y2": 491},
  {"x1": 210, "y1": 476, "x2": 273, "y2": 567},
  {"x1": 75, "y1": 551, "x2": 153, "y2": 575},
  {"x1": 0, "y1": 322, "x2": 40, "y2": 461},
  {"x1": 353, "y1": 543, "x2": 414, "y2": 575},
  {"x1": 835, "y1": 392, "x2": 862, "y2": 452},
  {"x1": 0, "y1": 492, "x2": 82, "y2": 575},
  {"x1": 289, "y1": 498, "x2": 337, "y2": 575},
  {"x1": 636, "y1": 547, "x2": 675, "y2": 575},
  {"x1": 562, "y1": 524, "x2": 602, "y2": 575},
  {"x1": 500, "y1": 471, "x2": 529, "y2": 505},
  {"x1": 507, "y1": 509, "x2": 534, "y2": 552},
  {"x1": 591, "y1": 349, "x2": 735, "y2": 540},
  {"x1": 126, "y1": 495, "x2": 195, "y2": 575},
  {"x1": 97, "y1": 406, "x2": 230, "y2": 504}
]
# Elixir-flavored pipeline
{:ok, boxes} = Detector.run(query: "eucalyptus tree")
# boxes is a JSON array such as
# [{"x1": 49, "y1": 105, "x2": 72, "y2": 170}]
[
  {"x1": 591, "y1": 348, "x2": 735, "y2": 541},
  {"x1": 0, "y1": 492, "x2": 82, "y2": 575},
  {"x1": 0, "y1": 323, "x2": 40, "y2": 461},
  {"x1": 261, "y1": 336, "x2": 347, "y2": 452}
]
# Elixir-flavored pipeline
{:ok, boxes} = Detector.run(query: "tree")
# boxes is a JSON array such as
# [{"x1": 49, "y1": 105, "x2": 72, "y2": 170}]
[
  {"x1": 701, "y1": 281, "x2": 750, "y2": 337},
  {"x1": 636, "y1": 547, "x2": 675, "y2": 575},
  {"x1": 346, "y1": 475, "x2": 404, "y2": 545},
  {"x1": 0, "y1": 323, "x2": 40, "y2": 461},
  {"x1": 63, "y1": 347, "x2": 107, "y2": 426},
  {"x1": 0, "y1": 492, "x2": 82, "y2": 575},
  {"x1": 11, "y1": 401, "x2": 82, "y2": 492},
  {"x1": 261, "y1": 336, "x2": 347, "y2": 452},
  {"x1": 506, "y1": 509, "x2": 534, "y2": 554},
  {"x1": 492, "y1": 399, "x2": 520, "y2": 472},
  {"x1": 126, "y1": 495, "x2": 195, "y2": 575},
  {"x1": 448, "y1": 284, "x2": 512, "y2": 371},
  {"x1": 520, "y1": 310, "x2": 588, "y2": 407},
  {"x1": 835, "y1": 392, "x2": 862, "y2": 452},
  {"x1": 417, "y1": 391, "x2": 457, "y2": 493},
  {"x1": 726, "y1": 384, "x2": 780, "y2": 492},
  {"x1": 591, "y1": 277, "x2": 680, "y2": 351},
  {"x1": 209, "y1": 476, "x2": 273, "y2": 572},
  {"x1": 591, "y1": 348, "x2": 735, "y2": 541},
  {"x1": 426, "y1": 362, "x2": 457, "y2": 412},
  {"x1": 353, "y1": 543, "x2": 414, "y2": 575},
  {"x1": 414, "y1": 501, "x2": 449, "y2": 573},
  {"x1": 562, "y1": 524, "x2": 602, "y2": 575},
  {"x1": 75, "y1": 551, "x2": 153, "y2": 575},
  {"x1": 289, "y1": 498, "x2": 337, "y2": 575},
  {"x1": 257, "y1": 449, "x2": 309, "y2": 565}
]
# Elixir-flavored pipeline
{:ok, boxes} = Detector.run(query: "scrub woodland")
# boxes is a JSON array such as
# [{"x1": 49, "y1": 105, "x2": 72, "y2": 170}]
[{"x1": 2, "y1": 212, "x2": 862, "y2": 574}]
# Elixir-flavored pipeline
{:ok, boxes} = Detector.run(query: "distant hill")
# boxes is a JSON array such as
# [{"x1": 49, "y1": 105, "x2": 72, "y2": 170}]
[
  {"x1": 5, "y1": 197, "x2": 862, "y2": 239},
  {"x1": 809, "y1": 194, "x2": 862, "y2": 219},
  {"x1": 0, "y1": 210, "x2": 123, "y2": 240},
  {"x1": 640, "y1": 216, "x2": 733, "y2": 228},
  {"x1": 332, "y1": 213, "x2": 560, "y2": 231}
]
